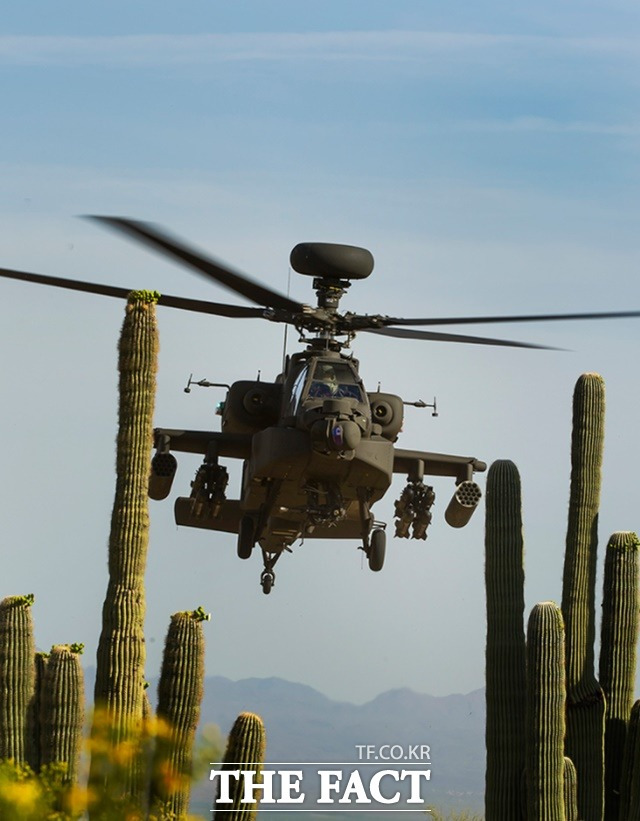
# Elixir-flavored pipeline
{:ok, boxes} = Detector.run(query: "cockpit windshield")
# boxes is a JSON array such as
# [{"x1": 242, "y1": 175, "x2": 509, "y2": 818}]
[
  {"x1": 287, "y1": 364, "x2": 309, "y2": 415},
  {"x1": 307, "y1": 361, "x2": 362, "y2": 401}
]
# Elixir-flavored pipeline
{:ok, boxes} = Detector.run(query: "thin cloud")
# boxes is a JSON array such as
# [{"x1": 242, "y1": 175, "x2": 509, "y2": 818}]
[
  {"x1": 458, "y1": 117, "x2": 640, "y2": 137},
  {"x1": 0, "y1": 31, "x2": 637, "y2": 67}
]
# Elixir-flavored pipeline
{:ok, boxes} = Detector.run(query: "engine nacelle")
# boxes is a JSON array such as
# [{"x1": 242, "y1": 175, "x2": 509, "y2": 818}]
[
  {"x1": 148, "y1": 452, "x2": 178, "y2": 500},
  {"x1": 367, "y1": 392, "x2": 404, "y2": 442},
  {"x1": 444, "y1": 480, "x2": 482, "y2": 528},
  {"x1": 222, "y1": 381, "x2": 282, "y2": 435}
]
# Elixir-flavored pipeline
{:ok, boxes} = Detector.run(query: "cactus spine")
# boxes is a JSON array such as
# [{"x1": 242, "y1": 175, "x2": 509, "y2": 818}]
[
  {"x1": 150, "y1": 607, "x2": 209, "y2": 819},
  {"x1": 40, "y1": 644, "x2": 85, "y2": 783},
  {"x1": 484, "y1": 459, "x2": 526, "y2": 820},
  {"x1": 525, "y1": 601, "x2": 566, "y2": 821},
  {"x1": 214, "y1": 712, "x2": 266, "y2": 821},
  {"x1": 561, "y1": 372, "x2": 606, "y2": 820},
  {"x1": 598, "y1": 531, "x2": 640, "y2": 820},
  {"x1": 0, "y1": 594, "x2": 36, "y2": 765},
  {"x1": 91, "y1": 292, "x2": 159, "y2": 796}
]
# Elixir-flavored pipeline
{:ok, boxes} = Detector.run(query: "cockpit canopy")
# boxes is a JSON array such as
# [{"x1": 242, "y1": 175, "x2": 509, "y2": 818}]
[
  {"x1": 287, "y1": 358, "x2": 365, "y2": 416},
  {"x1": 307, "y1": 361, "x2": 362, "y2": 401}
]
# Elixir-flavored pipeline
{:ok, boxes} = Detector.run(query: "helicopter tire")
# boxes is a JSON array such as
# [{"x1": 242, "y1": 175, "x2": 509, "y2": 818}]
[
  {"x1": 237, "y1": 516, "x2": 255, "y2": 560},
  {"x1": 368, "y1": 528, "x2": 386, "y2": 572},
  {"x1": 261, "y1": 572, "x2": 274, "y2": 595}
]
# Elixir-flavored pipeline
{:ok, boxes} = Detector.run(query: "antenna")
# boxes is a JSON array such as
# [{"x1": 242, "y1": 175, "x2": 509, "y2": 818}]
[{"x1": 281, "y1": 265, "x2": 292, "y2": 370}]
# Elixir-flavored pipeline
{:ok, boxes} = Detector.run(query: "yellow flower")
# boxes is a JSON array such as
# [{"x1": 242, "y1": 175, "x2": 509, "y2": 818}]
[
  {"x1": 154, "y1": 758, "x2": 186, "y2": 794},
  {"x1": 62, "y1": 784, "x2": 91, "y2": 814},
  {"x1": 112, "y1": 740, "x2": 138, "y2": 766},
  {"x1": 142, "y1": 714, "x2": 173, "y2": 741},
  {"x1": 0, "y1": 779, "x2": 40, "y2": 810}
]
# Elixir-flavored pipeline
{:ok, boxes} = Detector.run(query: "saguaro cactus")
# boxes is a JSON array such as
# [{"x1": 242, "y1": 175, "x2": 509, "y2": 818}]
[
  {"x1": 150, "y1": 607, "x2": 209, "y2": 819},
  {"x1": 27, "y1": 651, "x2": 49, "y2": 772},
  {"x1": 91, "y1": 292, "x2": 159, "y2": 796},
  {"x1": 484, "y1": 459, "x2": 526, "y2": 820},
  {"x1": 40, "y1": 644, "x2": 85, "y2": 783},
  {"x1": 561, "y1": 372, "x2": 606, "y2": 820},
  {"x1": 599, "y1": 531, "x2": 640, "y2": 820},
  {"x1": 213, "y1": 712, "x2": 266, "y2": 821},
  {"x1": 0, "y1": 594, "x2": 36, "y2": 765},
  {"x1": 525, "y1": 601, "x2": 566, "y2": 821}
]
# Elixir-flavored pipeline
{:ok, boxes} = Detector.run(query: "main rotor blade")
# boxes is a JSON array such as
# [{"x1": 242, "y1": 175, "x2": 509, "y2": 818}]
[
  {"x1": 380, "y1": 309, "x2": 640, "y2": 327},
  {"x1": 88, "y1": 216, "x2": 305, "y2": 314},
  {"x1": 0, "y1": 267, "x2": 266, "y2": 318},
  {"x1": 364, "y1": 326, "x2": 559, "y2": 349}
]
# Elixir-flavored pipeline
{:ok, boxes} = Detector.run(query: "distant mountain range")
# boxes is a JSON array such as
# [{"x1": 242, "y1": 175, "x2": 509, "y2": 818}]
[
  {"x1": 194, "y1": 676, "x2": 486, "y2": 815},
  {"x1": 84, "y1": 669, "x2": 486, "y2": 815}
]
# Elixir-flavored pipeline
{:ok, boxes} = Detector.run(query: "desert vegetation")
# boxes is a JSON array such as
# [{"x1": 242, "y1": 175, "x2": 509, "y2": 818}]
[
  {"x1": 0, "y1": 294, "x2": 264, "y2": 819},
  {"x1": 485, "y1": 374, "x2": 640, "y2": 820},
  {"x1": 2, "y1": 294, "x2": 638, "y2": 820}
]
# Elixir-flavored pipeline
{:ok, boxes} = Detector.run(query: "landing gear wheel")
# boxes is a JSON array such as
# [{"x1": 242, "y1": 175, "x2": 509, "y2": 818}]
[
  {"x1": 261, "y1": 571, "x2": 275, "y2": 595},
  {"x1": 237, "y1": 516, "x2": 255, "y2": 560},
  {"x1": 368, "y1": 528, "x2": 386, "y2": 572}
]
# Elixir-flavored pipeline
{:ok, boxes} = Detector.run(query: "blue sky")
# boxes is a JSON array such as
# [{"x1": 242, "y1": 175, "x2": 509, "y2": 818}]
[{"x1": 1, "y1": 2, "x2": 639, "y2": 704}]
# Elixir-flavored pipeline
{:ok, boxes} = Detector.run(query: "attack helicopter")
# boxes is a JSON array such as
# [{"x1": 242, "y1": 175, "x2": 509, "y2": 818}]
[{"x1": 2, "y1": 217, "x2": 640, "y2": 594}]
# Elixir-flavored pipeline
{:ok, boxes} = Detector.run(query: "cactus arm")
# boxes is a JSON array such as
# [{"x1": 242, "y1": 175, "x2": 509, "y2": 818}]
[
  {"x1": 561, "y1": 373, "x2": 606, "y2": 820},
  {"x1": 599, "y1": 531, "x2": 640, "y2": 820},
  {"x1": 213, "y1": 712, "x2": 266, "y2": 821},
  {"x1": 0, "y1": 595, "x2": 36, "y2": 765},
  {"x1": 563, "y1": 757, "x2": 579, "y2": 821},
  {"x1": 525, "y1": 602, "x2": 566, "y2": 821},
  {"x1": 90, "y1": 294, "x2": 159, "y2": 801},
  {"x1": 484, "y1": 459, "x2": 526, "y2": 819},
  {"x1": 150, "y1": 609, "x2": 207, "y2": 818},
  {"x1": 40, "y1": 644, "x2": 85, "y2": 783}
]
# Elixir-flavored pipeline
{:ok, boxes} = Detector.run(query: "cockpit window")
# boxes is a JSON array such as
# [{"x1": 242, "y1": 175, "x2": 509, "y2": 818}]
[
  {"x1": 307, "y1": 361, "x2": 362, "y2": 401},
  {"x1": 287, "y1": 364, "x2": 309, "y2": 414}
]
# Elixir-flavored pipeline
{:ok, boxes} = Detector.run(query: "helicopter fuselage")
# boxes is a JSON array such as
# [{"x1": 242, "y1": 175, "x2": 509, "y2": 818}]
[{"x1": 151, "y1": 347, "x2": 486, "y2": 567}]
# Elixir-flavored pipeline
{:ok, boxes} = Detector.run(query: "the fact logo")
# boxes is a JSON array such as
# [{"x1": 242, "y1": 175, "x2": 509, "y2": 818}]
[{"x1": 210, "y1": 753, "x2": 432, "y2": 810}]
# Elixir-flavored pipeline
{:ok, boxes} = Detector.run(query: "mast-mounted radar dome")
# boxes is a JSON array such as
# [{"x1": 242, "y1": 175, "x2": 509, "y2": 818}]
[{"x1": 290, "y1": 242, "x2": 374, "y2": 280}]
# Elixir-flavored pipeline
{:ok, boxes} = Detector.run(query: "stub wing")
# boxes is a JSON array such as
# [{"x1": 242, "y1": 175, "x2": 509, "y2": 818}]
[
  {"x1": 393, "y1": 448, "x2": 486, "y2": 482},
  {"x1": 153, "y1": 428, "x2": 252, "y2": 459}
]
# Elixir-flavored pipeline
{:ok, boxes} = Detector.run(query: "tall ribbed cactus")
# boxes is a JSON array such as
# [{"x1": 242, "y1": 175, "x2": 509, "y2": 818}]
[
  {"x1": 599, "y1": 531, "x2": 640, "y2": 820},
  {"x1": 484, "y1": 459, "x2": 526, "y2": 820},
  {"x1": 91, "y1": 292, "x2": 159, "y2": 796},
  {"x1": 0, "y1": 594, "x2": 36, "y2": 765},
  {"x1": 561, "y1": 372, "x2": 606, "y2": 820},
  {"x1": 150, "y1": 607, "x2": 209, "y2": 819},
  {"x1": 27, "y1": 651, "x2": 49, "y2": 773},
  {"x1": 213, "y1": 712, "x2": 266, "y2": 821},
  {"x1": 525, "y1": 601, "x2": 566, "y2": 821},
  {"x1": 40, "y1": 644, "x2": 85, "y2": 783}
]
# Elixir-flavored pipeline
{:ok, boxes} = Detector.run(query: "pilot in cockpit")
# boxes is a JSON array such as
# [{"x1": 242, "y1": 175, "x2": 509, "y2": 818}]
[
  {"x1": 308, "y1": 364, "x2": 339, "y2": 398},
  {"x1": 308, "y1": 363, "x2": 361, "y2": 400}
]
